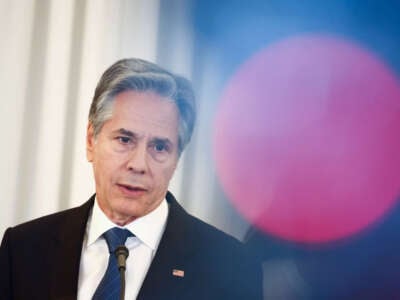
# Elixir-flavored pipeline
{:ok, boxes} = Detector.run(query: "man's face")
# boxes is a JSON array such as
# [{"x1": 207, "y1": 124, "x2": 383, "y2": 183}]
[{"x1": 86, "y1": 90, "x2": 179, "y2": 225}]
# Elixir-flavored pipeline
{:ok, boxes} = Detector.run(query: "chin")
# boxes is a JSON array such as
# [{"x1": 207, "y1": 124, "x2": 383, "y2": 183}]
[{"x1": 116, "y1": 200, "x2": 149, "y2": 217}]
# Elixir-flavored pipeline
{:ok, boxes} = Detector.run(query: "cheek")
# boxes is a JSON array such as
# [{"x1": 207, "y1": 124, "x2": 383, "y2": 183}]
[
  {"x1": 150, "y1": 161, "x2": 175, "y2": 183},
  {"x1": 161, "y1": 164, "x2": 178, "y2": 183},
  {"x1": 93, "y1": 153, "x2": 123, "y2": 180}
]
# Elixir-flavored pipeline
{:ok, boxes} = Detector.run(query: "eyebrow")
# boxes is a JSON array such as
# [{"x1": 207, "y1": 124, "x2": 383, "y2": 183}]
[
  {"x1": 114, "y1": 128, "x2": 135, "y2": 137},
  {"x1": 152, "y1": 137, "x2": 173, "y2": 146}
]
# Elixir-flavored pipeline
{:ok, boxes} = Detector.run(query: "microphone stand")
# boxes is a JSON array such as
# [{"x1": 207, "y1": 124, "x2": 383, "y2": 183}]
[{"x1": 115, "y1": 245, "x2": 129, "y2": 300}]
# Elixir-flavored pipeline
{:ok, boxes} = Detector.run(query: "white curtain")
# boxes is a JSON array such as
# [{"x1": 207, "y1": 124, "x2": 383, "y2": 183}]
[{"x1": 0, "y1": 0, "x2": 162, "y2": 234}]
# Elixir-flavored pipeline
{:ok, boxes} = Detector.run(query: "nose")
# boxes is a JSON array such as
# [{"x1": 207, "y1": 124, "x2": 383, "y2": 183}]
[{"x1": 126, "y1": 143, "x2": 148, "y2": 174}]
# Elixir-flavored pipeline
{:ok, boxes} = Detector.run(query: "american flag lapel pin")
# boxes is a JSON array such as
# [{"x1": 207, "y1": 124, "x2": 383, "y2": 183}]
[{"x1": 172, "y1": 269, "x2": 185, "y2": 277}]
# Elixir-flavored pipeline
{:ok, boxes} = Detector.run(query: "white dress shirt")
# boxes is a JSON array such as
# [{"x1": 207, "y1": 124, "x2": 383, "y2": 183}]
[{"x1": 77, "y1": 198, "x2": 168, "y2": 300}]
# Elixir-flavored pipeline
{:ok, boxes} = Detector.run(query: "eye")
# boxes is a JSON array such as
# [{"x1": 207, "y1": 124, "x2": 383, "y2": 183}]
[
  {"x1": 153, "y1": 142, "x2": 168, "y2": 152},
  {"x1": 117, "y1": 136, "x2": 132, "y2": 144}
]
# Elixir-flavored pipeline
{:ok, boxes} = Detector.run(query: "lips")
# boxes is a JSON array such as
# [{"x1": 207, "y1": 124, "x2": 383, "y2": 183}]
[
  {"x1": 118, "y1": 183, "x2": 146, "y2": 191},
  {"x1": 117, "y1": 183, "x2": 146, "y2": 191},
  {"x1": 117, "y1": 183, "x2": 147, "y2": 196}
]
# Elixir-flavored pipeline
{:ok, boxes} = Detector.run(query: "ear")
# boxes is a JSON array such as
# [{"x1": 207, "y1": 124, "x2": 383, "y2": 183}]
[{"x1": 86, "y1": 123, "x2": 95, "y2": 162}]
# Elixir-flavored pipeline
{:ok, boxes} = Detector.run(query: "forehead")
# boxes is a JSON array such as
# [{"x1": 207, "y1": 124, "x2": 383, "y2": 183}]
[{"x1": 106, "y1": 90, "x2": 179, "y2": 141}]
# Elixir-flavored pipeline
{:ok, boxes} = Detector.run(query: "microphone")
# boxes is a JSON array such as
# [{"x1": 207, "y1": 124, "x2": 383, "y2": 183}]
[
  {"x1": 115, "y1": 245, "x2": 129, "y2": 300},
  {"x1": 115, "y1": 245, "x2": 129, "y2": 271}
]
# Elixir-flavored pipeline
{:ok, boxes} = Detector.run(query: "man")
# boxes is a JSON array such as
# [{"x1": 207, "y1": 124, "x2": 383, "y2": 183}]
[{"x1": 0, "y1": 58, "x2": 262, "y2": 299}]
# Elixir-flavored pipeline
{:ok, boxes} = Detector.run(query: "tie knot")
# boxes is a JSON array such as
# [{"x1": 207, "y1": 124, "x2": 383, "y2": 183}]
[{"x1": 103, "y1": 227, "x2": 133, "y2": 253}]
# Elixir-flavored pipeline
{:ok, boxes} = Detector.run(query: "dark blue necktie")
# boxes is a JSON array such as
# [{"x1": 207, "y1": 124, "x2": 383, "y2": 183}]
[{"x1": 92, "y1": 227, "x2": 133, "y2": 300}]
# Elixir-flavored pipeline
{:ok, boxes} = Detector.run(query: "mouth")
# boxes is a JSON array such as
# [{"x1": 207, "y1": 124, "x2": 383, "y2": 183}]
[{"x1": 117, "y1": 183, "x2": 147, "y2": 192}]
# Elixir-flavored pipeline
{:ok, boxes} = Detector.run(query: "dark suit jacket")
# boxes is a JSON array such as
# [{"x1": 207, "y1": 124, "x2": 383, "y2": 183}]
[{"x1": 0, "y1": 192, "x2": 262, "y2": 299}]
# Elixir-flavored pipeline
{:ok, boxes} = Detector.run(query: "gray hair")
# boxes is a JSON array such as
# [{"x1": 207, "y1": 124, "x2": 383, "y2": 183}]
[{"x1": 89, "y1": 58, "x2": 196, "y2": 154}]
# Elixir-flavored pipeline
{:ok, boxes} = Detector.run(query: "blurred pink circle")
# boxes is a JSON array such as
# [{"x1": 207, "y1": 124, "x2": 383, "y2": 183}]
[{"x1": 213, "y1": 34, "x2": 400, "y2": 243}]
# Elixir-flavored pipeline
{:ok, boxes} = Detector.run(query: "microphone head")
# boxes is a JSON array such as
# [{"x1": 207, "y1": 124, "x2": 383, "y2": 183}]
[
  {"x1": 115, "y1": 245, "x2": 129, "y2": 258},
  {"x1": 115, "y1": 245, "x2": 129, "y2": 271}
]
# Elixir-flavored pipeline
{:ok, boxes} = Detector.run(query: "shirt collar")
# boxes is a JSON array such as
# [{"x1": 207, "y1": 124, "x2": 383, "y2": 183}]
[{"x1": 86, "y1": 197, "x2": 169, "y2": 250}]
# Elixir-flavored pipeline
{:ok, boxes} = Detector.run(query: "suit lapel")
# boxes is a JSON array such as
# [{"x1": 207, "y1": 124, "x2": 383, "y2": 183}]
[
  {"x1": 49, "y1": 197, "x2": 94, "y2": 300},
  {"x1": 137, "y1": 192, "x2": 193, "y2": 300},
  {"x1": 42, "y1": 193, "x2": 192, "y2": 299}
]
